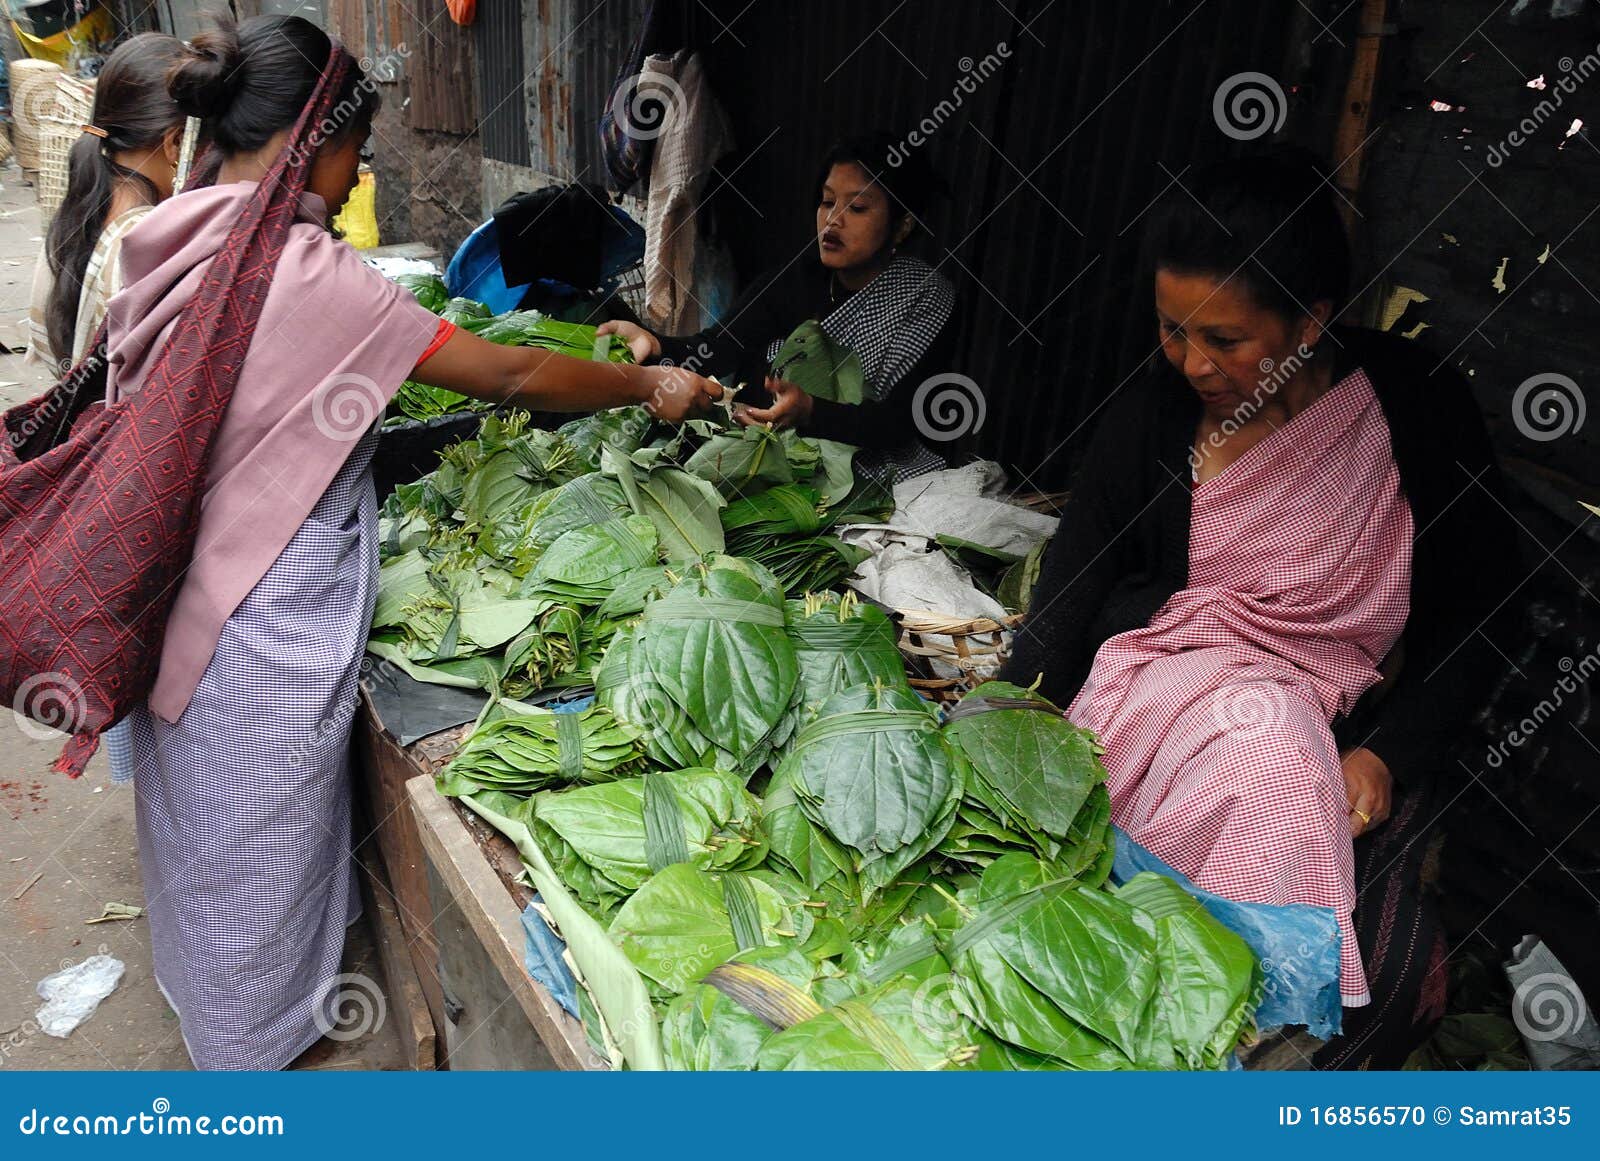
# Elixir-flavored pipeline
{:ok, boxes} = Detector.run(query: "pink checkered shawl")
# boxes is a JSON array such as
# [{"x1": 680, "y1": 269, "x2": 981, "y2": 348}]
[{"x1": 1068, "y1": 368, "x2": 1413, "y2": 1004}]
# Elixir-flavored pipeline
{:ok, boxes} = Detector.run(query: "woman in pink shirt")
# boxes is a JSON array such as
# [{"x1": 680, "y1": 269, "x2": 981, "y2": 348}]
[{"x1": 104, "y1": 14, "x2": 718, "y2": 1070}]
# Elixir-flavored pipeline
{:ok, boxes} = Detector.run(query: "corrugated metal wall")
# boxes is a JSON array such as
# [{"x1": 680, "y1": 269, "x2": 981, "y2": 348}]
[
  {"x1": 688, "y1": 0, "x2": 1297, "y2": 487},
  {"x1": 476, "y1": 0, "x2": 530, "y2": 166},
  {"x1": 405, "y1": 3, "x2": 476, "y2": 134}
]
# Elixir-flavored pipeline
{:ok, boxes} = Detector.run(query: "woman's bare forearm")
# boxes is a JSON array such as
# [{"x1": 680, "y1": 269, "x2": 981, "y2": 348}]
[{"x1": 412, "y1": 330, "x2": 650, "y2": 412}]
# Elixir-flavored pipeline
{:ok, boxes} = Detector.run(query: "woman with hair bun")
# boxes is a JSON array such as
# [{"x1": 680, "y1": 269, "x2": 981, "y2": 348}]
[{"x1": 104, "y1": 13, "x2": 719, "y2": 1070}]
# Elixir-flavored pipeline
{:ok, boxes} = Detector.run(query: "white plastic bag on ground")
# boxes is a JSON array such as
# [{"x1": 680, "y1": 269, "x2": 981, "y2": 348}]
[{"x1": 35, "y1": 954, "x2": 125, "y2": 1038}]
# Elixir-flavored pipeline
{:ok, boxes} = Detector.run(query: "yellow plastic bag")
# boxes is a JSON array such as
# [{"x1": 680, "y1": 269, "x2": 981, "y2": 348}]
[{"x1": 332, "y1": 168, "x2": 380, "y2": 250}]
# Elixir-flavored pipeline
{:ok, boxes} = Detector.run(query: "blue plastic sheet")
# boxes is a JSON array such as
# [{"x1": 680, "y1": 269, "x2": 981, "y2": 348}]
[
  {"x1": 1110, "y1": 826, "x2": 1344, "y2": 1039},
  {"x1": 521, "y1": 898, "x2": 581, "y2": 1019}
]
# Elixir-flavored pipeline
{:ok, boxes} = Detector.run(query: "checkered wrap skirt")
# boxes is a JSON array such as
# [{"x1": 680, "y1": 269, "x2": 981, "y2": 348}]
[
  {"x1": 1069, "y1": 370, "x2": 1414, "y2": 1006},
  {"x1": 128, "y1": 429, "x2": 378, "y2": 1070}
]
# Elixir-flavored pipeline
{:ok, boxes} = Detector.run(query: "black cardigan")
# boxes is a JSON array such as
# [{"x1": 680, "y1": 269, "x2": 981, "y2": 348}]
[
  {"x1": 1002, "y1": 327, "x2": 1522, "y2": 788},
  {"x1": 655, "y1": 261, "x2": 959, "y2": 450}
]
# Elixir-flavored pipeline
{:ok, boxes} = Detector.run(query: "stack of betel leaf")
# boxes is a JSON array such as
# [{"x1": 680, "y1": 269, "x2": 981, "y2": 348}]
[
  {"x1": 372, "y1": 315, "x2": 1263, "y2": 1070},
  {"x1": 413, "y1": 558, "x2": 1263, "y2": 1068},
  {"x1": 370, "y1": 402, "x2": 888, "y2": 701},
  {"x1": 382, "y1": 274, "x2": 635, "y2": 424}
]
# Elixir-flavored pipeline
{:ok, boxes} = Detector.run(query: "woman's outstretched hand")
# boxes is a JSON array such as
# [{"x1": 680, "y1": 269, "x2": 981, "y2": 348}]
[
  {"x1": 641, "y1": 364, "x2": 723, "y2": 423},
  {"x1": 1340, "y1": 747, "x2": 1392, "y2": 837},
  {"x1": 597, "y1": 319, "x2": 663, "y2": 364},
  {"x1": 734, "y1": 376, "x2": 815, "y2": 432}
]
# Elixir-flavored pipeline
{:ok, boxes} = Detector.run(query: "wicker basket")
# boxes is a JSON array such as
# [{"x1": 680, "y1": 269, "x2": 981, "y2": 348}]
[
  {"x1": 36, "y1": 76, "x2": 96, "y2": 224},
  {"x1": 9, "y1": 59, "x2": 63, "y2": 171},
  {"x1": 0, "y1": 122, "x2": 12, "y2": 167},
  {"x1": 894, "y1": 610, "x2": 1024, "y2": 706}
]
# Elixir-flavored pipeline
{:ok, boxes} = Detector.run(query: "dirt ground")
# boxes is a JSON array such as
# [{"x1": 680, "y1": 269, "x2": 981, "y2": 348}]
[{"x1": 0, "y1": 161, "x2": 405, "y2": 1072}]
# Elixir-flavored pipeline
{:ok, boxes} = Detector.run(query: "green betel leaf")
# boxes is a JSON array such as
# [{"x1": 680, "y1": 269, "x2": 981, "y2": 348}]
[
  {"x1": 770, "y1": 319, "x2": 865, "y2": 404},
  {"x1": 761, "y1": 766, "x2": 859, "y2": 895},
  {"x1": 684, "y1": 427, "x2": 796, "y2": 497},
  {"x1": 633, "y1": 564, "x2": 799, "y2": 773},
  {"x1": 780, "y1": 683, "x2": 961, "y2": 859},
  {"x1": 529, "y1": 767, "x2": 765, "y2": 908},
  {"x1": 944, "y1": 685, "x2": 1107, "y2": 839},
  {"x1": 608, "y1": 864, "x2": 791, "y2": 994},
  {"x1": 947, "y1": 858, "x2": 1159, "y2": 1066},
  {"x1": 785, "y1": 593, "x2": 910, "y2": 711},
  {"x1": 660, "y1": 946, "x2": 823, "y2": 1071},
  {"x1": 1116, "y1": 873, "x2": 1260, "y2": 1070},
  {"x1": 372, "y1": 549, "x2": 434, "y2": 630},
  {"x1": 608, "y1": 455, "x2": 727, "y2": 563},
  {"x1": 527, "y1": 515, "x2": 658, "y2": 596}
]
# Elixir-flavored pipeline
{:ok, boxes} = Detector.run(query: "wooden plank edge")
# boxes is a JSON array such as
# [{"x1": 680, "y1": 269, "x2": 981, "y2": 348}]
[
  {"x1": 355, "y1": 839, "x2": 439, "y2": 1071},
  {"x1": 406, "y1": 775, "x2": 600, "y2": 1070}
]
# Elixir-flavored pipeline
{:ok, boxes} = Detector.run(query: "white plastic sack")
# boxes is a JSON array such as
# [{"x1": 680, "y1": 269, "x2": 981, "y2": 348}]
[{"x1": 35, "y1": 954, "x2": 125, "y2": 1038}]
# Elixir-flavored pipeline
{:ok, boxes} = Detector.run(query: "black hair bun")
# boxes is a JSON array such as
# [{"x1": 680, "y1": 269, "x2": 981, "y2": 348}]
[{"x1": 167, "y1": 18, "x2": 244, "y2": 120}]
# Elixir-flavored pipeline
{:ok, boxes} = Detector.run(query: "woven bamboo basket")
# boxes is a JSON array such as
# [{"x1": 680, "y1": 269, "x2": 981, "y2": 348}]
[
  {"x1": 9, "y1": 59, "x2": 63, "y2": 171},
  {"x1": 37, "y1": 76, "x2": 96, "y2": 224},
  {"x1": 0, "y1": 122, "x2": 12, "y2": 167},
  {"x1": 894, "y1": 609, "x2": 1025, "y2": 706}
]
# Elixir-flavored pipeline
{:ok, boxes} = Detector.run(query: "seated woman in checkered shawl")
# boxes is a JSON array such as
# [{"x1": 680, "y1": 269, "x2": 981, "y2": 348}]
[
  {"x1": 1003, "y1": 152, "x2": 1519, "y2": 1067},
  {"x1": 601, "y1": 132, "x2": 961, "y2": 485}
]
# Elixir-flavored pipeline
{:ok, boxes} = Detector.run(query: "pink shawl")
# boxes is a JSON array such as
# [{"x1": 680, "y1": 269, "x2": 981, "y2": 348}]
[
  {"x1": 104, "y1": 181, "x2": 443, "y2": 722},
  {"x1": 1073, "y1": 368, "x2": 1414, "y2": 727}
]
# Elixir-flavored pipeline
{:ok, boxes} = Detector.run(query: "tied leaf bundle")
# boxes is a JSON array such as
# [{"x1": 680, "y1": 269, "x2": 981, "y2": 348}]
[
  {"x1": 943, "y1": 855, "x2": 1257, "y2": 1070},
  {"x1": 940, "y1": 681, "x2": 1113, "y2": 880},
  {"x1": 785, "y1": 592, "x2": 908, "y2": 711},
  {"x1": 437, "y1": 704, "x2": 645, "y2": 797},
  {"x1": 777, "y1": 683, "x2": 965, "y2": 901},
  {"x1": 596, "y1": 559, "x2": 801, "y2": 775},
  {"x1": 529, "y1": 768, "x2": 768, "y2": 914},
  {"x1": 608, "y1": 864, "x2": 806, "y2": 996}
]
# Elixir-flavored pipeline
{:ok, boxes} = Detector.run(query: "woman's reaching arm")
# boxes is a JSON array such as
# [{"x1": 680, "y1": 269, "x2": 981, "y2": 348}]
[{"x1": 412, "y1": 327, "x2": 722, "y2": 422}]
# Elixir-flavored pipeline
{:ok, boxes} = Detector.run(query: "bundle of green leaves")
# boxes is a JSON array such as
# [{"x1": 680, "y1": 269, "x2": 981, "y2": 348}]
[
  {"x1": 438, "y1": 704, "x2": 646, "y2": 797},
  {"x1": 777, "y1": 682, "x2": 966, "y2": 902},
  {"x1": 529, "y1": 767, "x2": 768, "y2": 914},
  {"x1": 784, "y1": 591, "x2": 909, "y2": 712},
  {"x1": 608, "y1": 864, "x2": 815, "y2": 996},
  {"x1": 943, "y1": 855, "x2": 1259, "y2": 1070},
  {"x1": 596, "y1": 558, "x2": 801, "y2": 775},
  {"x1": 940, "y1": 681, "x2": 1114, "y2": 879}
]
